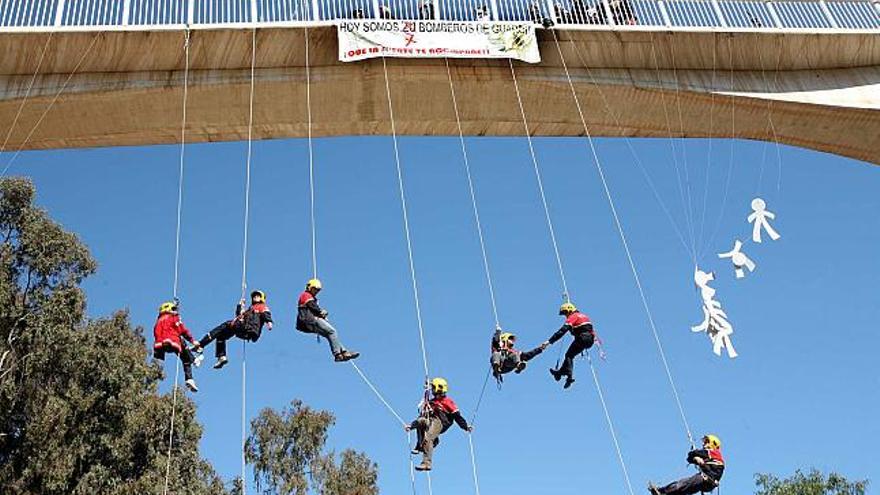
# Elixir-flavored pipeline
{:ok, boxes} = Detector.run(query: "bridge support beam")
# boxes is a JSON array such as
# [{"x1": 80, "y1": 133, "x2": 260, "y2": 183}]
[{"x1": 0, "y1": 27, "x2": 878, "y2": 163}]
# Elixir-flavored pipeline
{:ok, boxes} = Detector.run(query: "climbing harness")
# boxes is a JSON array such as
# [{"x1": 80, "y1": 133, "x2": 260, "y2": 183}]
[{"x1": 162, "y1": 28, "x2": 192, "y2": 495}]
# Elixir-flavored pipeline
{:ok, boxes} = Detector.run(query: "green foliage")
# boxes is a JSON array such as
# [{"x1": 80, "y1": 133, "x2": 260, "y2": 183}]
[
  {"x1": 0, "y1": 177, "x2": 227, "y2": 495},
  {"x1": 245, "y1": 400, "x2": 378, "y2": 495},
  {"x1": 755, "y1": 469, "x2": 868, "y2": 495}
]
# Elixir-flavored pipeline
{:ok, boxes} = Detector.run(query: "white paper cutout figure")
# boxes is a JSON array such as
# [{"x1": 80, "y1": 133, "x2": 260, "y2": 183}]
[
  {"x1": 692, "y1": 268, "x2": 738, "y2": 358},
  {"x1": 747, "y1": 197, "x2": 781, "y2": 243},
  {"x1": 718, "y1": 240, "x2": 756, "y2": 279}
]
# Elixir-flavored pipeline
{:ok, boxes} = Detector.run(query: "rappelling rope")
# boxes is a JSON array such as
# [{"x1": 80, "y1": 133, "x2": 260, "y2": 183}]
[
  {"x1": 562, "y1": 34, "x2": 691, "y2": 261},
  {"x1": 1, "y1": 32, "x2": 100, "y2": 178},
  {"x1": 305, "y1": 27, "x2": 318, "y2": 279},
  {"x1": 586, "y1": 354, "x2": 635, "y2": 495},
  {"x1": 380, "y1": 56, "x2": 430, "y2": 381},
  {"x1": 695, "y1": 34, "x2": 718, "y2": 255},
  {"x1": 697, "y1": 37, "x2": 737, "y2": 263},
  {"x1": 236, "y1": 27, "x2": 259, "y2": 495},
  {"x1": 444, "y1": 58, "x2": 500, "y2": 330},
  {"x1": 162, "y1": 28, "x2": 192, "y2": 495},
  {"x1": 0, "y1": 33, "x2": 53, "y2": 156},
  {"x1": 507, "y1": 58, "x2": 569, "y2": 300},
  {"x1": 550, "y1": 31, "x2": 696, "y2": 448}
]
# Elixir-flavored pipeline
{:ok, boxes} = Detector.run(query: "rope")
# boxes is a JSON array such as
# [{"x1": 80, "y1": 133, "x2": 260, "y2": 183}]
[
  {"x1": 238, "y1": 27, "x2": 259, "y2": 495},
  {"x1": 444, "y1": 58, "x2": 500, "y2": 329},
  {"x1": 550, "y1": 31, "x2": 695, "y2": 447},
  {"x1": 466, "y1": 433, "x2": 481, "y2": 495},
  {"x1": 697, "y1": 37, "x2": 737, "y2": 263},
  {"x1": 380, "y1": 56, "x2": 430, "y2": 379},
  {"x1": 0, "y1": 33, "x2": 53, "y2": 155},
  {"x1": 507, "y1": 58, "x2": 569, "y2": 300},
  {"x1": 162, "y1": 29, "x2": 192, "y2": 495},
  {"x1": 695, "y1": 34, "x2": 718, "y2": 255},
  {"x1": 1, "y1": 32, "x2": 101, "y2": 178},
  {"x1": 587, "y1": 354, "x2": 636, "y2": 495},
  {"x1": 305, "y1": 27, "x2": 318, "y2": 278},
  {"x1": 350, "y1": 362, "x2": 408, "y2": 426},
  {"x1": 563, "y1": 34, "x2": 692, "y2": 261}
]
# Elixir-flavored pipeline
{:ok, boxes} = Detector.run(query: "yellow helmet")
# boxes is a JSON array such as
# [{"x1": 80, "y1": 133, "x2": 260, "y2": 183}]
[
  {"x1": 559, "y1": 302, "x2": 578, "y2": 315},
  {"x1": 158, "y1": 301, "x2": 177, "y2": 314},
  {"x1": 306, "y1": 278, "x2": 322, "y2": 291},
  {"x1": 250, "y1": 290, "x2": 266, "y2": 303},
  {"x1": 430, "y1": 377, "x2": 449, "y2": 395},
  {"x1": 500, "y1": 332, "x2": 516, "y2": 345},
  {"x1": 703, "y1": 434, "x2": 722, "y2": 450}
]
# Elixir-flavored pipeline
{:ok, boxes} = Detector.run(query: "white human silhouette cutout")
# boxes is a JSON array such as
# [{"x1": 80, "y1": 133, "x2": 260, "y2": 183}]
[
  {"x1": 718, "y1": 240, "x2": 756, "y2": 279},
  {"x1": 692, "y1": 268, "x2": 738, "y2": 358},
  {"x1": 748, "y1": 197, "x2": 781, "y2": 243}
]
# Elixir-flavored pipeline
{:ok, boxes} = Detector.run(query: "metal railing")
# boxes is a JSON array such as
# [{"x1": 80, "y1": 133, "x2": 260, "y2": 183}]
[{"x1": 0, "y1": 0, "x2": 877, "y2": 30}]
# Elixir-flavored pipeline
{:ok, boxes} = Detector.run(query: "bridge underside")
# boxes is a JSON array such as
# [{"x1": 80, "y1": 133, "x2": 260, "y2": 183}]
[{"x1": 0, "y1": 27, "x2": 878, "y2": 163}]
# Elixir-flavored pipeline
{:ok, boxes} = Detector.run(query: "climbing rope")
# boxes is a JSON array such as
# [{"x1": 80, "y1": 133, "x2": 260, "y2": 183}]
[
  {"x1": 0, "y1": 33, "x2": 53, "y2": 156},
  {"x1": 1, "y1": 32, "x2": 100, "y2": 177},
  {"x1": 305, "y1": 27, "x2": 318, "y2": 278},
  {"x1": 586, "y1": 354, "x2": 635, "y2": 495},
  {"x1": 507, "y1": 58, "x2": 569, "y2": 300},
  {"x1": 550, "y1": 31, "x2": 696, "y2": 447},
  {"x1": 695, "y1": 34, "x2": 719, "y2": 255},
  {"x1": 379, "y1": 56, "x2": 430, "y2": 380},
  {"x1": 562, "y1": 33, "x2": 691, "y2": 261},
  {"x1": 513, "y1": 40, "x2": 636, "y2": 494},
  {"x1": 444, "y1": 58, "x2": 500, "y2": 329},
  {"x1": 697, "y1": 37, "x2": 737, "y2": 263},
  {"x1": 237, "y1": 27, "x2": 259, "y2": 495},
  {"x1": 162, "y1": 29, "x2": 192, "y2": 495}
]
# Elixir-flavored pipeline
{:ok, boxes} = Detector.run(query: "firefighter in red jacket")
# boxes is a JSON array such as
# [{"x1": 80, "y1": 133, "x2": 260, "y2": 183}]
[
  {"x1": 153, "y1": 301, "x2": 200, "y2": 392},
  {"x1": 405, "y1": 377, "x2": 473, "y2": 472},
  {"x1": 198, "y1": 290, "x2": 273, "y2": 370},
  {"x1": 296, "y1": 279, "x2": 359, "y2": 362},
  {"x1": 544, "y1": 302, "x2": 595, "y2": 389},
  {"x1": 649, "y1": 434, "x2": 726, "y2": 495}
]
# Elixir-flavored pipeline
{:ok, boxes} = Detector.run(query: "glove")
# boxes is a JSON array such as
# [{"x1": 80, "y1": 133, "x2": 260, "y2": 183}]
[{"x1": 319, "y1": 309, "x2": 329, "y2": 319}]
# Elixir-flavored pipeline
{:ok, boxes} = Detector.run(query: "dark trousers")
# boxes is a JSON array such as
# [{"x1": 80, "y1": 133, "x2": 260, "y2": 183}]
[
  {"x1": 200, "y1": 322, "x2": 257, "y2": 358},
  {"x1": 558, "y1": 331, "x2": 595, "y2": 379},
  {"x1": 659, "y1": 473, "x2": 718, "y2": 495},
  {"x1": 154, "y1": 342, "x2": 195, "y2": 380}
]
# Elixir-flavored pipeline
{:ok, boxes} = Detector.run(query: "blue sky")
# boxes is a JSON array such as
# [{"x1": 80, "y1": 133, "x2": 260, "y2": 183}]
[{"x1": 10, "y1": 131, "x2": 879, "y2": 494}]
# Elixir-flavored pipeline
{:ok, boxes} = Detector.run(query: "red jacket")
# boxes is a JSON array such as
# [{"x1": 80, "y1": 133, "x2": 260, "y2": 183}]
[{"x1": 153, "y1": 312, "x2": 194, "y2": 352}]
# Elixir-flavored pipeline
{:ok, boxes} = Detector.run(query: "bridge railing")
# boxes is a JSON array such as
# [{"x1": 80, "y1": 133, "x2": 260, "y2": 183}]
[{"x1": 0, "y1": 0, "x2": 877, "y2": 30}]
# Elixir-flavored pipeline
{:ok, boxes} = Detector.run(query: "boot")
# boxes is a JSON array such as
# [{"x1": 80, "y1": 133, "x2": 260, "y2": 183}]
[
  {"x1": 647, "y1": 482, "x2": 662, "y2": 495},
  {"x1": 563, "y1": 377, "x2": 575, "y2": 389},
  {"x1": 185, "y1": 379, "x2": 199, "y2": 392},
  {"x1": 514, "y1": 362, "x2": 527, "y2": 374},
  {"x1": 213, "y1": 356, "x2": 229, "y2": 369},
  {"x1": 414, "y1": 463, "x2": 432, "y2": 471},
  {"x1": 549, "y1": 368, "x2": 562, "y2": 381},
  {"x1": 334, "y1": 350, "x2": 360, "y2": 362}
]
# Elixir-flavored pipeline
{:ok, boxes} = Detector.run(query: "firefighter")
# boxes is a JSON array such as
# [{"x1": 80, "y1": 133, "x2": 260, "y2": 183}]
[
  {"x1": 490, "y1": 330, "x2": 548, "y2": 379},
  {"x1": 405, "y1": 378, "x2": 473, "y2": 471},
  {"x1": 153, "y1": 301, "x2": 200, "y2": 392},
  {"x1": 199, "y1": 290, "x2": 273, "y2": 369},
  {"x1": 296, "y1": 279, "x2": 359, "y2": 362},
  {"x1": 648, "y1": 434, "x2": 726, "y2": 495},
  {"x1": 545, "y1": 302, "x2": 595, "y2": 389}
]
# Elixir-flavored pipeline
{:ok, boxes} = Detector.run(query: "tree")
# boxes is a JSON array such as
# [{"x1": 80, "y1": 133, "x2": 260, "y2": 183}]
[
  {"x1": 245, "y1": 400, "x2": 378, "y2": 495},
  {"x1": 755, "y1": 469, "x2": 868, "y2": 495},
  {"x1": 0, "y1": 177, "x2": 227, "y2": 495}
]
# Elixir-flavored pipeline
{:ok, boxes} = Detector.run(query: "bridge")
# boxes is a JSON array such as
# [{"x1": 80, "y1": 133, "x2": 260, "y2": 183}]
[{"x1": 0, "y1": 0, "x2": 878, "y2": 162}]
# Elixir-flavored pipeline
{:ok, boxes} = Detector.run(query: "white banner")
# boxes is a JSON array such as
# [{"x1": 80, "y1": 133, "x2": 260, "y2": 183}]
[{"x1": 337, "y1": 20, "x2": 541, "y2": 64}]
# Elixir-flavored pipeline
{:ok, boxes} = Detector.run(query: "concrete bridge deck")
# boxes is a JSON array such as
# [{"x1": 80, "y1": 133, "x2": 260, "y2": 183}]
[{"x1": 0, "y1": 25, "x2": 878, "y2": 162}]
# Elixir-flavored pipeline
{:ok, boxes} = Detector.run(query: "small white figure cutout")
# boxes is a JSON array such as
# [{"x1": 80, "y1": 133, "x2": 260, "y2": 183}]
[
  {"x1": 747, "y1": 197, "x2": 781, "y2": 243},
  {"x1": 718, "y1": 240, "x2": 756, "y2": 279},
  {"x1": 692, "y1": 268, "x2": 738, "y2": 359}
]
